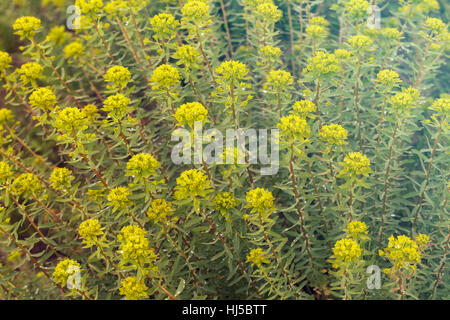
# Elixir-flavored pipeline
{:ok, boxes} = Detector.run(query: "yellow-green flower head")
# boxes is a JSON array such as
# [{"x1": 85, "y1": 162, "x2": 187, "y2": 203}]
[
  {"x1": 256, "y1": 2, "x2": 282, "y2": 24},
  {"x1": 277, "y1": 114, "x2": 310, "y2": 142},
  {"x1": 0, "y1": 51, "x2": 12, "y2": 73},
  {"x1": 376, "y1": 69, "x2": 401, "y2": 91},
  {"x1": 53, "y1": 107, "x2": 89, "y2": 133},
  {"x1": 343, "y1": 0, "x2": 370, "y2": 20},
  {"x1": 104, "y1": 66, "x2": 131, "y2": 89},
  {"x1": 78, "y1": 219, "x2": 104, "y2": 246},
  {"x1": 118, "y1": 225, "x2": 157, "y2": 263},
  {"x1": 222, "y1": 146, "x2": 245, "y2": 164},
  {"x1": 0, "y1": 161, "x2": 13, "y2": 184},
  {"x1": 174, "y1": 102, "x2": 208, "y2": 127},
  {"x1": 309, "y1": 16, "x2": 330, "y2": 27},
  {"x1": 126, "y1": 153, "x2": 160, "y2": 179},
  {"x1": 334, "y1": 49, "x2": 352, "y2": 62},
  {"x1": 348, "y1": 35, "x2": 373, "y2": 52},
  {"x1": 214, "y1": 192, "x2": 237, "y2": 211},
  {"x1": 345, "y1": 220, "x2": 368, "y2": 239},
  {"x1": 150, "y1": 13, "x2": 180, "y2": 40},
  {"x1": 83, "y1": 104, "x2": 99, "y2": 120},
  {"x1": 245, "y1": 187, "x2": 274, "y2": 213},
  {"x1": 13, "y1": 16, "x2": 41, "y2": 40},
  {"x1": 16, "y1": 62, "x2": 44, "y2": 85},
  {"x1": 380, "y1": 28, "x2": 402, "y2": 42},
  {"x1": 424, "y1": 17, "x2": 447, "y2": 35},
  {"x1": 292, "y1": 100, "x2": 317, "y2": 118},
  {"x1": 46, "y1": 26, "x2": 69, "y2": 46},
  {"x1": 64, "y1": 41, "x2": 84, "y2": 60},
  {"x1": 0, "y1": 109, "x2": 14, "y2": 126},
  {"x1": 430, "y1": 97, "x2": 449, "y2": 115},
  {"x1": 266, "y1": 69, "x2": 293, "y2": 90},
  {"x1": 103, "y1": 0, "x2": 128, "y2": 18},
  {"x1": 246, "y1": 248, "x2": 269, "y2": 267},
  {"x1": 11, "y1": 173, "x2": 42, "y2": 197},
  {"x1": 319, "y1": 124, "x2": 348, "y2": 146},
  {"x1": 415, "y1": 233, "x2": 430, "y2": 248},
  {"x1": 102, "y1": 93, "x2": 131, "y2": 120},
  {"x1": 417, "y1": 0, "x2": 440, "y2": 13},
  {"x1": 147, "y1": 198, "x2": 173, "y2": 223},
  {"x1": 379, "y1": 235, "x2": 421, "y2": 273},
  {"x1": 150, "y1": 64, "x2": 180, "y2": 91},
  {"x1": 107, "y1": 186, "x2": 131, "y2": 210},
  {"x1": 182, "y1": 1, "x2": 210, "y2": 23},
  {"x1": 75, "y1": 0, "x2": 103, "y2": 15},
  {"x1": 216, "y1": 60, "x2": 249, "y2": 85},
  {"x1": 338, "y1": 152, "x2": 372, "y2": 177},
  {"x1": 259, "y1": 45, "x2": 282, "y2": 60},
  {"x1": 389, "y1": 87, "x2": 421, "y2": 113},
  {"x1": 306, "y1": 25, "x2": 328, "y2": 38},
  {"x1": 331, "y1": 238, "x2": 362, "y2": 266},
  {"x1": 119, "y1": 276, "x2": 149, "y2": 300},
  {"x1": 29, "y1": 87, "x2": 57, "y2": 111},
  {"x1": 174, "y1": 44, "x2": 202, "y2": 70},
  {"x1": 49, "y1": 167, "x2": 74, "y2": 190},
  {"x1": 304, "y1": 51, "x2": 340, "y2": 78},
  {"x1": 174, "y1": 169, "x2": 211, "y2": 201},
  {"x1": 53, "y1": 259, "x2": 81, "y2": 286}
]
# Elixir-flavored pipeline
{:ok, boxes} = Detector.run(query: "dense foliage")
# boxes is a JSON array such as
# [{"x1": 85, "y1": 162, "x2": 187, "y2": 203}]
[{"x1": 0, "y1": 0, "x2": 448, "y2": 300}]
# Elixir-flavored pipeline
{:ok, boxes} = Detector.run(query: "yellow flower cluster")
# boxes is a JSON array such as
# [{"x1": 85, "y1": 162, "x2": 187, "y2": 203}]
[
  {"x1": 147, "y1": 199, "x2": 174, "y2": 224},
  {"x1": 118, "y1": 225, "x2": 156, "y2": 263},
  {"x1": 343, "y1": 0, "x2": 369, "y2": 20},
  {"x1": 78, "y1": 219, "x2": 104, "y2": 247},
  {"x1": 380, "y1": 28, "x2": 402, "y2": 42},
  {"x1": 182, "y1": 1, "x2": 210, "y2": 23},
  {"x1": 338, "y1": 152, "x2": 372, "y2": 178},
  {"x1": 415, "y1": 233, "x2": 431, "y2": 248},
  {"x1": 174, "y1": 44, "x2": 202, "y2": 71},
  {"x1": 379, "y1": 235, "x2": 421, "y2": 274},
  {"x1": 245, "y1": 187, "x2": 274, "y2": 214},
  {"x1": 53, "y1": 107, "x2": 89, "y2": 134},
  {"x1": 75, "y1": 0, "x2": 103, "y2": 15},
  {"x1": 0, "y1": 109, "x2": 14, "y2": 127},
  {"x1": 246, "y1": 248, "x2": 269, "y2": 267},
  {"x1": 64, "y1": 41, "x2": 84, "y2": 60},
  {"x1": 345, "y1": 220, "x2": 368, "y2": 240},
  {"x1": 119, "y1": 276, "x2": 149, "y2": 300},
  {"x1": 331, "y1": 238, "x2": 362, "y2": 268},
  {"x1": 389, "y1": 87, "x2": 420, "y2": 114},
  {"x1": 0, "y1": 161, "x2": 13, "y2": 184},
  {"x1": 0, "y1": 51, "x2": 12, "y2": 73},
  {"x1": 304, "y1": 51, "x2": 340, "y2": 78},
  {"x1": 292, "y1": 100, "x2": 317, "y2": 118},
  {"x1": 259, "y1": 45, "x2": 282, "y2": 61},
  {"x1": 13, "y1": 16, "x2": 41, "y2": 39},
  {"x1": 104, "y1": 66, "x2": 131, "y2": 89},
  {"x1": 215, "y1": 60, "x2": 249, "y2": 84},
  {"x1": 306, "y1": 25, "x2": 328, "y2": 38},
  {"x1": 29, "y1": 87, "x2": 57, "y2": 111},
  {"x1": 102, "y1": 93, "x2": 131, "y2": 120},
  {"x1": 174, "y1": 169, "x2": 211, "y2": 201},
  {"x1": 266, "y1": 69, "x2": 293, "y2": 90},
  {"x1": 107, "y1": 186, "x2": 131, "y2": 210},
  {"x1": 334, "y1": 49, "x2": 352, "y2": 62},
  {"x1": 150, "y1": 13, "x2": 180, "y2": 40},
  {"x1": 49, "y1": 167, "x2": 74, "y2": 190},
  {"x1": 150, "y1": 64, "x2": 180, "y2": 91},
  {"x1": 319, "y1": 124, "x2": 348, "y2": 146},
  {"x1": 126, "y1": 153, "x2": 160, "y2": 180},
  {"x1": 214, "y1": 192, "x2": 237, "y2": 211},
  {"x1": 425, "y1": 17, "x2": 447, "y2": 35},
  {"x1": 46, "y1": 26, "x2": 69, "y2": 46},
  {"x1": 376, "y1": 69, "x2": 401, "y2": 91},
  {"x1": 103, "y1": 0, "x2": 127, "y2": 18},
  {"x1": 174, "y1": 102, "x2": 208, "y2": 127},
  {"x1": 11, "y1": 173, "x2": 42, "y2": 197},
  {"x1": 53, "y1": 259, "x2": 81, "y2": 286},
  {"x1": 348, "y1": 35, "x2": 373, "y2": 52},
  {"x1": 417, "y1": 0, "x2": 440, "y2": 13},
  {"x1": 277, "y1": 114, "x2": 311, "y2": 143},
  {"x1": 256, "y1": 2, "x2": 282, "y2": 24},
  {"x1": 430, "y1": 97, "x2": 449, "y2": 115},
  {"x1": 83, "y1": 104, "x2": 99, "y2": 120},
  {"x1": 17, "y1": 62, "x2": 44, "y2": 85}
]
